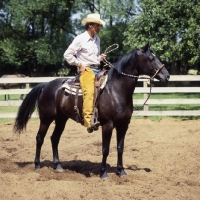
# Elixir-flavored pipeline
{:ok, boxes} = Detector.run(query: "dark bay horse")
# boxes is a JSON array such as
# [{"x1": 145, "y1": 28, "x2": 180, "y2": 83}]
[
  {"x1": 0, "y1": 74, "x2": 26, "y2": 100},
  {"x1": 14, "y1": 43, "x2": 170, "y2": 179}
]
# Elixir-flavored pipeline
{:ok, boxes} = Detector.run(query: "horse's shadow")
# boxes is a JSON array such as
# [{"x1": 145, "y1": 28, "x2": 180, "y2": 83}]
[{"x1": 16, "y1": 160, "x2": 151, "y2": 177}]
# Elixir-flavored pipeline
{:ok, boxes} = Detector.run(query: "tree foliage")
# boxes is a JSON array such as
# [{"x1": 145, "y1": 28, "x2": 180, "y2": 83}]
[
  {"x1": 124, "y1": 0, "x2": 200, "y2": 73},
  {"x1": 0, "y1": 0, "x2": 199, "y2": 76},
  {"x1": 0, "y1": 0, "x2": 74, "y2": 75}
]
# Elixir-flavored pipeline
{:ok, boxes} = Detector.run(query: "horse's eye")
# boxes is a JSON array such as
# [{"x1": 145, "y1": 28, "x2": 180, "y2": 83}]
[{"x1": 149, "y1": 55, "x2": 154, "y2": 61}]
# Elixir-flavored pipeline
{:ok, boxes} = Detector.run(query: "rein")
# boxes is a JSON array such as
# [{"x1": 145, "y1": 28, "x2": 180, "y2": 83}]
[{"x1": 103, "y1": 44, "x2": 164, "y2": 110}]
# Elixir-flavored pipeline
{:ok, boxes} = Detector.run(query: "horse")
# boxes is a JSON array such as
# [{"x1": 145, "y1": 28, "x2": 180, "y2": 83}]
[
  {"x1": 0, "y1": 74, "x2": 26, "y2": 100},
  {"x1": 14, "y1": 43, "x2": 170, "y2": 179}
]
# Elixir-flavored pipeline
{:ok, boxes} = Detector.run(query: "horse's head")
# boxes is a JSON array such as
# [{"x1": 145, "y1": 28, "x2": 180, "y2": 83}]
[{"x1": 137, "y1": 42, "x2": 170, "y2": 82}]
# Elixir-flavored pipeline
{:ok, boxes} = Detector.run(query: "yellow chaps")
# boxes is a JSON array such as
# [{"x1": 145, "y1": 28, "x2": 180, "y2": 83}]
[{"x1": 80, "y1": 67, "x2": 95, "y2": 128}]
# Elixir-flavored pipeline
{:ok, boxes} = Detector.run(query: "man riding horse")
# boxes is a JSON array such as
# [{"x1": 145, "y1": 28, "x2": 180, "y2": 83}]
[{"x1": 63, "y1": 13, "x2": 106, "y2": 133}]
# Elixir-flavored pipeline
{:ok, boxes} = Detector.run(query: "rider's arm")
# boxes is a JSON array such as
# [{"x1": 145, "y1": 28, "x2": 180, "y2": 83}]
[{"x1": 63, "y1": 37, "x2": 81, "y2": 67}]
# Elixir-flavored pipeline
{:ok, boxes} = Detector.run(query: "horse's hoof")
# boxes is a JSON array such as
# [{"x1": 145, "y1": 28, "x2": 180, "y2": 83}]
[
  {"x1": 56, "y1": 164, "x2": 64, "y2": 172},
  {"x1": 100, "y1": 172, "x2": 109, "y2": 180},
  {"x1": 118, "y1": 170, "x2": 127, "y2": 177},
  {"x1": 35, "y1": 166, "x2": 40, "y2": 171}
]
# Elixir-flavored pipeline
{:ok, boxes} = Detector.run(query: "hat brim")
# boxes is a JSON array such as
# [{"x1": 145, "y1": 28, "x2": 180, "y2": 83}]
[{"x1": 81, "y1": 18, "x2": 105, "y2": 26}]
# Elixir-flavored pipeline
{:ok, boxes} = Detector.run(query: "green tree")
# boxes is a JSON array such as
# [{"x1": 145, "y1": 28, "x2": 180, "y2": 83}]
[
  {"x1": 72, "y1": 0, "x2": 141, "y2": 62},
  {"x1": 0, "y1": 0, "x2": 74, "y2": 76},
  {"x1": 124, "y1": 0, "x2": 200, "y2": 74},
  {"x1": 0, "y1": 0, "x2": 140, "y2": 76}
]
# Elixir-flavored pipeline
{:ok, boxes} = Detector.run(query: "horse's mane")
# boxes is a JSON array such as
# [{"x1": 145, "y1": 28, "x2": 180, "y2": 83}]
[{"x1": 107, "y1": 49, "x2": 137, "y2": 80}]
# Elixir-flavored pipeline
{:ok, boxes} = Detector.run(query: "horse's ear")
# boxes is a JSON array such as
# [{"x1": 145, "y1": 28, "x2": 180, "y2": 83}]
[{"x1": 141, "y1": 42, "x2": 151, "y2": 52}]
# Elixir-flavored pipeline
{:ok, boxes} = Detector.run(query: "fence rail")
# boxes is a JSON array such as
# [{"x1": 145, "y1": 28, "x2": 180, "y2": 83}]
[{"x1": 0, "y1": 75, "x2": 200, "y2": 118}]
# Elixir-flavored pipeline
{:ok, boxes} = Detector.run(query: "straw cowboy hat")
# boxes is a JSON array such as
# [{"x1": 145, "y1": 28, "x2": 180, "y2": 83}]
[{"x1": 81, "y1": 13, "x2": 105, "y2": 26}]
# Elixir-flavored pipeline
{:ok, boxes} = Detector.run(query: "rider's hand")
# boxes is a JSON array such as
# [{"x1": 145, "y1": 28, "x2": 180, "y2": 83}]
[
  {"x1": 100, "y1": 54, "x2": 107, "y2": 61},
  {"x1": 78, "y1": 64, "x2": 87, "y2": 75}
]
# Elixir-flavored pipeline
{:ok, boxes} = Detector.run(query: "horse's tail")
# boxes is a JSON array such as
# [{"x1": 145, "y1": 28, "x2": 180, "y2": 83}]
[{"x1": 14, "y1": 83, "x2": 46, "y2": 134}]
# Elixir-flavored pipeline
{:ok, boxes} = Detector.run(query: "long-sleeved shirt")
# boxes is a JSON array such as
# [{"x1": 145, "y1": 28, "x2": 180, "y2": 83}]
[{"x1": 64, "y1": 31, "x2": 102, "y2": 67}]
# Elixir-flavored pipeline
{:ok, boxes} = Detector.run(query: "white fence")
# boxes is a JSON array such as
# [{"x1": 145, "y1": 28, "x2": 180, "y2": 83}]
[{"x1": 0, "y1": 75, "x2": 200, "y2": 118}]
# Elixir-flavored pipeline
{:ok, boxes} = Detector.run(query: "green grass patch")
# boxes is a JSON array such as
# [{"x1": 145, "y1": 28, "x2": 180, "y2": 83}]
[
  {"x1": 133, "y1": 93, "x2": 200, "y2": 99},
  {"x1": 149, "y1": 104, "x2": 200, "y2": 111},
  {"x1": 132, "y1": 93, "x2": 200, "y2": 120},
  {"x1": 0, "y1": 106, "x2": 19, "y2": 112},
  {"x1": 0, "y1": 118, "x2": 16, "y2": 124},
  {"x1": 132, "y1": 115, "x2": 200, "y2": 121},
  {"x1": 0, "y1": 117, "x2": 39, "y2": 124},
  {"x1": 0, "y1": 94, "x2": 23, "y2": 101}
]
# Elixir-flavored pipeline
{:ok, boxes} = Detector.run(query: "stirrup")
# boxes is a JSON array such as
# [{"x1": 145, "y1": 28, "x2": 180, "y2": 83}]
[
  {"x1": 87, "y1": 121, "x2": 100, "y2": 133},
  {"x1": 87, "y1": 127, "x2": 93, "y2": 133}
]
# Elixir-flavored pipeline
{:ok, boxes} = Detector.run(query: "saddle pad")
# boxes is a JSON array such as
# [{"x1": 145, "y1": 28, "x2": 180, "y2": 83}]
[
  {"x1": 62, "y1": 75, "x2": 108, "y2": 96},
  {"x1": 62, "y1": 81, "x2": 83, "y2": 96}
]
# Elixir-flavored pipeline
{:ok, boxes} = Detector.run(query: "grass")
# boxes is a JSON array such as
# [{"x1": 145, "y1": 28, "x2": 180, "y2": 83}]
[
  {"x1": 132, "y1": 115, "x2": 200, "y2": 121},
  {"x1": 132, "y1": 93, "x2": 200, "y2": 121},
  {"x1": 0, "y1": 94, "x2": 23, "y2": 123},
  {"x1": 0, "y1": 94, "x2": 23, "y2": 101},
  {"x1": 0, "y1": 94, "x2": 36, "y2": 123},
  {"x1": 133, "y1": 93, "x2": 200, "y2": 111},
  {"x1": 0, "y1": 106, "x2": 19, "y2": 112},
  {"x1": 133, "y1": 93, "x2": 200, "y2": 99}
]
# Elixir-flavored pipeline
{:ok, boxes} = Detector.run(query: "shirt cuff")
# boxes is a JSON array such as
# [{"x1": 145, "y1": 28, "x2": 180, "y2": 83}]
[{"x1": 75, "y1": 60, "x2": 81, "y2": 67}]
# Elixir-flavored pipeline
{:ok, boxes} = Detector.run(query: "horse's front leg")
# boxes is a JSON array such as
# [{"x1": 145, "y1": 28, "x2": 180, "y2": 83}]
[
  {"x1": 100, "y1": 123, "x2": 113, "y2": 179},
  {"x1": 51, "y1": 118, "x2": 67, "y2": 172},
  {"x1": 116, "y1": 124, "x2": 129, "y2": 177}
]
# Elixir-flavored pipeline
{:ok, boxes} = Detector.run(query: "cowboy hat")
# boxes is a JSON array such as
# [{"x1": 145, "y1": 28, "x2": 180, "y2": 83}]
[{"x1": 81, "y1": 13, "x2": 105, "y2": 26}]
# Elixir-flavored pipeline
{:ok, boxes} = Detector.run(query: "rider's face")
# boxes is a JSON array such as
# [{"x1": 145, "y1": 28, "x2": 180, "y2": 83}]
[{"x1": 91, "y1": 23, "x2": 102, "y2": 35}]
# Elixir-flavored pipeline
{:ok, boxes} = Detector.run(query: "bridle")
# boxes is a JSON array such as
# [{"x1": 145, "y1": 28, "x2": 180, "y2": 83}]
[
  {"x1": 103, "y1": 44, "x2": 165, "y2": 110},
  {"x1": 104, "y1": 44, "x2": 165, "y2": 81},
  {"x1": 151, "y1": 64, "x2": 164, "y2": 79}
]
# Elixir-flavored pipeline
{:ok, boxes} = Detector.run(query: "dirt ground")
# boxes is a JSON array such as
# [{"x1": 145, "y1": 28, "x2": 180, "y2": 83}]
[{"x1": 0, "y1": 118, "x2": 199, "y2": 200}]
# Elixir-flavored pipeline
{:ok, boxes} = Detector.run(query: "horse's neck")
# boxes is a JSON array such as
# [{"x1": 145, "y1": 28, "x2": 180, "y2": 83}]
[{"x1": 108, "y1": 75, "x2": 137, "y2": 99}]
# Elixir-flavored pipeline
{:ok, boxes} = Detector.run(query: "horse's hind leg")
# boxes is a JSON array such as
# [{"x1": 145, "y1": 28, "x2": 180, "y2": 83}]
[
  {"x1": 51, "y1": 117, "x2": 67, "y2": 172},
  {"x1": 35, "y1": 120, "x2": 52, "y2": 170},
  {"x1": 116, "y1": 123, "x2": 129, "y2": 177}
]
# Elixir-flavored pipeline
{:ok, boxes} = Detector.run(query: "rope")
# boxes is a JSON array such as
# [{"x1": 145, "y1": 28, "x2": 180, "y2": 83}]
[
  {"x1": 104, "y1": 44, "x2": 119, "y2": 54},
  {"x1": 103, "y1": 44, "x2": 119, "y2": 69},
  {"x1": 133, "y1": 79, "x2": 152, "y2": 111}
]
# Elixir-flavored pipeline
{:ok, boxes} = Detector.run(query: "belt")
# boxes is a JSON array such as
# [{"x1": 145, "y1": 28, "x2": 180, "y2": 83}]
[{"x1": 90, "y1": 65, "x2": 99, "y2": 69}]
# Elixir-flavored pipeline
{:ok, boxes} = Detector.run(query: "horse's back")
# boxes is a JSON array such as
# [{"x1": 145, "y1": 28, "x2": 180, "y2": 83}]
[{"x1": 38, "y1": 78, "x2": 65, "y2": 99}]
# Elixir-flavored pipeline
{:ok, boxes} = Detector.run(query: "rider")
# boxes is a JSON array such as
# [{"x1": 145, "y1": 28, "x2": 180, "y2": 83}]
[{"x1": 63, "y1": 13, "x2": 106, "y2": 133}]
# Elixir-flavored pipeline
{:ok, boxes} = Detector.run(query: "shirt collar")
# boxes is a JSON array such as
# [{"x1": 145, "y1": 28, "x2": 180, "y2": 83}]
[{"x1": 84, "y1": 31, "x2": 97, "y2": 42}]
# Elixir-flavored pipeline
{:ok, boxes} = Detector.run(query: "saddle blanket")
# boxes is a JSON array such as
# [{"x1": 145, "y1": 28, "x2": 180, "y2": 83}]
[{"x1": 62, "y1": 75, "x2": 108, "y2": 96}]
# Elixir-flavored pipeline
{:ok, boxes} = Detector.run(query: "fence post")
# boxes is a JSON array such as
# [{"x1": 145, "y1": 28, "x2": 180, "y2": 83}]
[{"x1": 143, "y1": 80, "x2": 149, "y2": 118}]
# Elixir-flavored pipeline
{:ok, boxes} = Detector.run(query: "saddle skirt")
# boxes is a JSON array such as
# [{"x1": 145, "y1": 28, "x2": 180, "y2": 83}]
[{"x1": 62, "y1": 72, "x2": 108, "y2": 96}]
